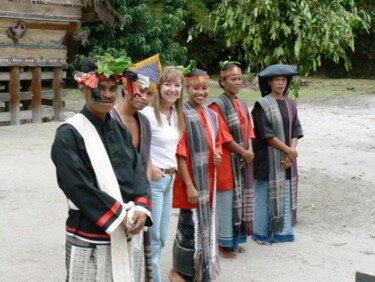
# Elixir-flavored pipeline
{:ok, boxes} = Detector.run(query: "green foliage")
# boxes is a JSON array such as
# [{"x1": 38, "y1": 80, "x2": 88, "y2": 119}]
[
  {"x1": 80, "y1": 0, "x2": 187, "y2": 65},
  {"x1": 176, "y1": 59, "x2": 197, "y2": 75},
  {"x1": 211, "y1": 0, "x2": 371, "y2": 78},
  {"x1": 96, "y1": 54, "x2": 134, "y2": 77}
]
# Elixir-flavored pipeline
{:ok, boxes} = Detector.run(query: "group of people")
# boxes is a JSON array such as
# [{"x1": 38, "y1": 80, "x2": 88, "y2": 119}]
[{"x1": 51, "y1": 54, "x2": 303, "y2": 282}]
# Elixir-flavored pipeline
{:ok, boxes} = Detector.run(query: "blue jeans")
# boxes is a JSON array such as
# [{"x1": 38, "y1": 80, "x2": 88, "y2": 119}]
[{"x1": 149, "y1": 174, "x2": 175, "y2": 282}]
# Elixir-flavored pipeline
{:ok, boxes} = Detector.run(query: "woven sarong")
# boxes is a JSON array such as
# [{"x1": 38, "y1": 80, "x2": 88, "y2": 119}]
[{"x1": 65, "y1": 236, "x2": 112, "y2": 282}]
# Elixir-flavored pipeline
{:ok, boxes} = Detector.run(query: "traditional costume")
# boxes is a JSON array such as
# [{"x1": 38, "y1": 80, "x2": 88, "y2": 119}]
[
  {"x1": 51, "y1": 56, "x2": 152, "y2": 281},
  {"x1": 252, "y1": 64, "x2": 303, "y2": 243},
  {"x1": 110, "y1": 58, "x2": 159, "y2": 281},
  {"x1": 209, "y1": 64, "x2": 255, "y2": 252},
  {"x1": 172, "y1": 69, "x2": 222, "y2": 281}
]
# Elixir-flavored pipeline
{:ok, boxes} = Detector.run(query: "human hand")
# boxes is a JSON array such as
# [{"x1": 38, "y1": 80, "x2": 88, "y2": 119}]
[
  {"x1": 281, "y1": 155, "x2": 292, "y2": 170},
  {"x1": 213, "y1": 152, "x2": 222, "y2": 167},
  {"x1": 186, "y1": 184, "x2": 199, "y2": 205},
  {"x1": 151, "y1": 166, "x2": 164, "y2": 181},
  {"x1": 241, "y1": 149, "x2": 255, "y2": 164},
  {"x1": 286, "y1": 148, "x2": 298, "y2": 161},
  {"x1": 127, "y1": 211, "x2": 147, "y2": 235}
]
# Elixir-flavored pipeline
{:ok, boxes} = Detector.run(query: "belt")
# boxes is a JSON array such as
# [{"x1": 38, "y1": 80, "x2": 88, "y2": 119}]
[{"x1": 159, "y1": 167, "x2": 176, "y2": 175}]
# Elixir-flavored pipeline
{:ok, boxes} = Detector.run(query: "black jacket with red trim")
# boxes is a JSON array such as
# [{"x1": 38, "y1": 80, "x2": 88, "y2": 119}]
[{"x1": 51, "y1": 106, "x2": 152, "y2": 243}]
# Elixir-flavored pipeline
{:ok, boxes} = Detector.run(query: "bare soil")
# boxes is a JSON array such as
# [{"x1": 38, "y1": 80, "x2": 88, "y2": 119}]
[{"x1": 0, "y1": 92, "x2": 374, "y2": 282}]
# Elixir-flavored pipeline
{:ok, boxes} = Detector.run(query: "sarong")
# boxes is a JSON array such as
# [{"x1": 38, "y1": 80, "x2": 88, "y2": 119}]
[
  {"x1": 172, "y1": 209, "x2": 196, "y2": 280},
  {"x1": 217, "y1": 190, "x2": 246, "y2": 250},
  {"x1": 253, "y1": 180, "x2": 294, "y2": 243},
  {"x1": 65, "y1": 237, "x2": 112, "y2": 282}
]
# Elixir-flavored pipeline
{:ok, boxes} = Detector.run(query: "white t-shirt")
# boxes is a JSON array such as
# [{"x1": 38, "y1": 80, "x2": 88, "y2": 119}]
[{"x1": 141, "y1": 106, "x2": 180, "y2": 169}]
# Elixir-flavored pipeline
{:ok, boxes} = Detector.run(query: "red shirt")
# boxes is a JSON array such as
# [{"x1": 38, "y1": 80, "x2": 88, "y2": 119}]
[
  {"x1": 209, "y1": 99, "x2": 255, "y2": 190},
  {"x1": 173, "y1": 109, "x2": 223, "y2": 209}
]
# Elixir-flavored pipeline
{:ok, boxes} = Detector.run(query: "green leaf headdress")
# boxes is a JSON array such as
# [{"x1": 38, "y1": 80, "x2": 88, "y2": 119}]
[
  {"x1": 74, "y1": 54, "x2": 135, "y2": 89},
  {"x1": 176, "y1": 60, "x2": 197, "y2": 76}
]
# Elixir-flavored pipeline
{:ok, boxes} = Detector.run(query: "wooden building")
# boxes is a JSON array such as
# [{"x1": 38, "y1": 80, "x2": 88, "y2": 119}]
[{"x1": 0, "y1": 0, "x2": 122, "y2": 125}]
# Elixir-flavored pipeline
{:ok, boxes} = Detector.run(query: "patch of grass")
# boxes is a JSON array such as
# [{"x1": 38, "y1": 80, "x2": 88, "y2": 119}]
[
  {"x1": 297, "y1": 78, "x2": 375, "y2": 100},
  {"x1": 67, "y1": 89, "x2": 81, "y2": 97},
  {"x1": 66, "y1": 77, "x2": 375, "y2": 107}
]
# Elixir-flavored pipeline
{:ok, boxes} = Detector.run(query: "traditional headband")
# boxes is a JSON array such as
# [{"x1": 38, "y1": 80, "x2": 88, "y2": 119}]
[
  {"x1": 74, "y1": 72, "x2": 124, "y2": 89},
  {"x1": 220, "y1": 66, "x2": 242, "y2": 79},
  {"x1": 186, "y1": 74, "x2": 210, "y2": 87},
  {"x1": 74, "y1": 54, "x2": 134, "y2": 88}
]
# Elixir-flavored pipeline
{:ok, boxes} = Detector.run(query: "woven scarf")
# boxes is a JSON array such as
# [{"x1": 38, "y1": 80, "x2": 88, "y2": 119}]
[
  {"x1": 257, "y1": 95, "x2": 297, "y2": 232},
  {"x1": 184, "y1": 101, "x2": 220, "y2": 281},
  {"x1": 213, "y1": 93, "x2": 253, "y2": 236},
  {"x1": 285, "y1": 98, "x2": 298, "y2": 226},
  {"x1": 238, "y1": 100, "x2": 254, "y2": 235}
]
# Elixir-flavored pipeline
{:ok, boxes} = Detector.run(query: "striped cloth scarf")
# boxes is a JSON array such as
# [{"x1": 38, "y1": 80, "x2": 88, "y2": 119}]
[
  {"x1": 184, "y1": 101, "x2": 220, "y2": 281},
  {"x1": 258, "y1": 95, "x2": 298, "y2": 232},
  {"x1": 212, "y1": 93, "x2": 253, "y2": 236}
]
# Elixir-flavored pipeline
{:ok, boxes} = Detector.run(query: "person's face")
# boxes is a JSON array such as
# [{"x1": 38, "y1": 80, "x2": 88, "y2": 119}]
[
  {"x1": 187, "y1": 84, "x2": 209, "y2": 108},
  {"x1": 268, "y1": 76, "x2": 287, "y2": 96},
  {"x1": 84, "y1": 79, "x2": 117, "y2": 120},
  {"x1": 221, "y1": 74, "x2": 243, "y2": 95},
  {"x1": 127, "y1": 86, "x2": 153, "y2": 110},
  {"x1": 160, "y1": 79, "x2": 182, "y2": 106}
]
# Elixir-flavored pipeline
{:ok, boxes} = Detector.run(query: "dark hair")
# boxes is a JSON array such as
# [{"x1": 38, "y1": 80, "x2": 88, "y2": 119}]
[
  {"x1": 221, "y1": 63, "x2": 240, "y2": 71},
  {"x1": 186, "y1": 68, "x2": 207, "y2": 77},
  {"x1": 80, "y1": 57, "x2": 97, "y2": 73}
]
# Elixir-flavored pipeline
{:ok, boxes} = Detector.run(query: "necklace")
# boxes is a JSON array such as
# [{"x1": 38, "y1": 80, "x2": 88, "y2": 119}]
[
  {"x1": 166, "y1": 114, "x2": 171, "y2": 125},
  {"x1": 161, "y1": 109, "x2": 172, "y2": 125}
]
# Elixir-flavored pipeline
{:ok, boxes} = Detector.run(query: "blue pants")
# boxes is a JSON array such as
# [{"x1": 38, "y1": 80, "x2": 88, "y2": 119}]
[{"x1": 149, "y1": 174, "x2": 175, "y2": 282}]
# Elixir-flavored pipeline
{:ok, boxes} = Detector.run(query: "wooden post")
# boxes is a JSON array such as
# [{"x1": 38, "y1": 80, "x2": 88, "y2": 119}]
[
  {"x1": 9, "y1": 67, "x2": 21, "y2": 125},
  {"x1": 31, "y1": 67, "x2": 42, "y2": 123},
  {"x1": 53, "y1": 67, "x2": 63, "y2": 121}
]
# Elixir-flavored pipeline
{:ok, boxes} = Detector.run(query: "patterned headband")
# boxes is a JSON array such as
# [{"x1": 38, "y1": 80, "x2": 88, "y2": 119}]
[
  {"x1": 220, "y1": 66, "x2": 242, "y2": 79},
  {"x1": 186, "y1": 74, "x2": 210, "y2": 87}
]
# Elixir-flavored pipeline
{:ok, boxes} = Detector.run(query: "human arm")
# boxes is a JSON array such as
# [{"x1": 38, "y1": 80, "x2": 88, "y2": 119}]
[
  {"x1": 211, "y1": 103, "x2": 254, "y2": 164},
  {"x1": 224, "y1": 141, "x2": 254, "y2": 164},
  {"x1": 51, "y1": 125, "x2": 126, "y2": 234},
  {"x1": 146, "y1": 158, "x2": 152, "y2": 181},
  {"x1": 177, "y1": 155, "x2": 198, "y2": 205}
]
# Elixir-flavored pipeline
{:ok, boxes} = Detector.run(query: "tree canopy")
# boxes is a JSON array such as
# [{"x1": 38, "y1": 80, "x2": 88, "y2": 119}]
[
  {"x1": 69, "y1": 0, "x2": 373, "y2": 81},
  {"x1": 210, "y1": 0, "x2": 370, "y2": 76}
]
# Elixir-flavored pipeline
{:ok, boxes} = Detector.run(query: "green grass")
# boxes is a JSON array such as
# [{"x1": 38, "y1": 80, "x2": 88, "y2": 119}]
[{"x1": 67, "y1": 78, "x2": 375, "y2": 105}]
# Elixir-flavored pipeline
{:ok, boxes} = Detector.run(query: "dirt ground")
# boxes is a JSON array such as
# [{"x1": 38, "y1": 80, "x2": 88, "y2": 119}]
[{"x1": 0, "y1": 93, "x2": 374, "y2": 282}]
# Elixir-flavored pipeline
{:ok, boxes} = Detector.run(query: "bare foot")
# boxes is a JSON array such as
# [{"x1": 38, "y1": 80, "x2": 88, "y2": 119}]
[
  {"x1": 169, "y1": 269, "x2": 185, "y2": 282},
  {"x1": 238, "y1": 246, "x2": 246, "y2": 253},
  {"x1": 218, "y1": 246, "x2": 236, "y2": 259},
  {"x1": 253, "y1": 238, "x2": 271, "y2": 246}
]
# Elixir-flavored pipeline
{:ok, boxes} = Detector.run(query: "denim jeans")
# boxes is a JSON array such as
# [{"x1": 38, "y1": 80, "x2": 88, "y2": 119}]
[{"x1": 149, "y1": 174, "x2": 175, "y2": 282}]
